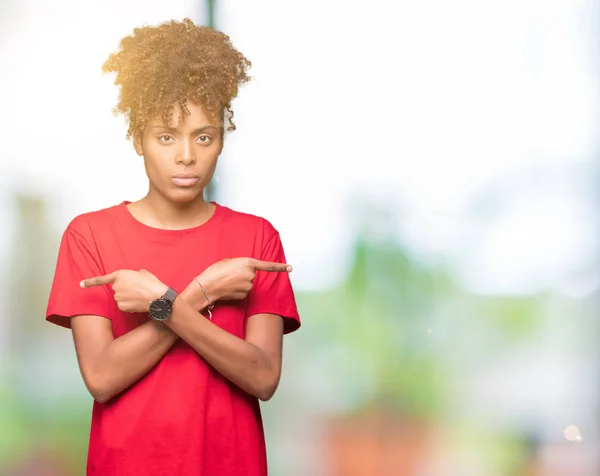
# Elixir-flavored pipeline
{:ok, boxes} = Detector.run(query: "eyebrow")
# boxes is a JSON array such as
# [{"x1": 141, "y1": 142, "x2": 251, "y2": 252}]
[{"x1": 151, "y1": 125, "x2": 219, "y2": 134}]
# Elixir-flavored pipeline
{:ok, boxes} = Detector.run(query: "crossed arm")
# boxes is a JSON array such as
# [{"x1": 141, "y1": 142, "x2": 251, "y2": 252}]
[{"x1": 72, "y1": 258, "x2": 290, "y2": 404}]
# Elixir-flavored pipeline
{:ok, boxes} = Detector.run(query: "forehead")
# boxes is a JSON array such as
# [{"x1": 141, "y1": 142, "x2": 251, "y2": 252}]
[{"x1": 151, "y1": 101, "x2": 219, "y2": 128}]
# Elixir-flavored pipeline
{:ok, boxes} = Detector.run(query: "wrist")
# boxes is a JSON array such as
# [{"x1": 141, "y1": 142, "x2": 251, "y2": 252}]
[
  {"x1": 148, "y1": 283, "x2": 169, "y2": 303},
  {"x1": 180, "y1": 284, "x2": 210, "y2": 312},
  {"x1": 194, "y1": 277, "x2": 218, "y2": 307},
  {"x1": 197, "y1": 294, "x2": 211, "y2": 313},
  {"x1": 146, "y1": 285, "x2": 169, "y2": 313}
]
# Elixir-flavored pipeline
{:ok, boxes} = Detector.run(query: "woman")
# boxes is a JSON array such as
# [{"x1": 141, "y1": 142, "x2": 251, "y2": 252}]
[{"x1": 46, "y1": 18, "x2": 300, "y2": 476}]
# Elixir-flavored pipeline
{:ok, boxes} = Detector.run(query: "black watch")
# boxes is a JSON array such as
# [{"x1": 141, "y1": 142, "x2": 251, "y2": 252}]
[{"x1": 149, "y1": 287, "x2": 178, "y2": 322}]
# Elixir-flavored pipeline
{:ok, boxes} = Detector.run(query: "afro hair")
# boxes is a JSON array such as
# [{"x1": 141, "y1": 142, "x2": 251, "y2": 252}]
[{"x1": 102, "y1": 18, "x2": 252, "y2": 139}]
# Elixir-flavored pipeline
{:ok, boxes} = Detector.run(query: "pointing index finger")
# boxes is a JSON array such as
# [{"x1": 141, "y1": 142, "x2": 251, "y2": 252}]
[
  {"x1": 250, "y1": 259, "x2": 293, "y2": 273},
  {"x1": 80, "y1": 271, "x2": 118, "y2": 288}
]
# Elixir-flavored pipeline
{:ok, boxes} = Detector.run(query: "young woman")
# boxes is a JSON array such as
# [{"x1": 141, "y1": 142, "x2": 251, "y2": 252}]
[{"x1": 45, "y1": 19, "x2": 300, "y2": 476}]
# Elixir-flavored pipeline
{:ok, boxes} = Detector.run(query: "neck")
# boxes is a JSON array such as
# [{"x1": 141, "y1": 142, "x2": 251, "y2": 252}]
[{"x1": 130, "y1": 187, "x2": 215, "y2": 230}]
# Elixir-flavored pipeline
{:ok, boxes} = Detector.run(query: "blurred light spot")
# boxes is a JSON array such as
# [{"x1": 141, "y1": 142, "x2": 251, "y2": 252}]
[{"x1": 564, "y1": 425, "x2": 583, "y2": 442}]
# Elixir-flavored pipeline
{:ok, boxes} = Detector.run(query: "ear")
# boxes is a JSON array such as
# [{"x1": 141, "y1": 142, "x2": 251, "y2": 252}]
[
  {"x1": 133, "y1": 130, "x2": 144, "y2": 156},
  {"x1": 218, "y1": 128, "x2": 225, "y2": 154}
]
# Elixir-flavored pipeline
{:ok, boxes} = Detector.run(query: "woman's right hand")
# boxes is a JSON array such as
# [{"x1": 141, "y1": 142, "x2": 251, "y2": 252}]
[{"x1": 187, "y1": 258, "x2": 292, "y2": 306}]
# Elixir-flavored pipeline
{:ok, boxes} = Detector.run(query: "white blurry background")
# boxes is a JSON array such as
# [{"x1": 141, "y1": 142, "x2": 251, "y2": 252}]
[{"x1": 0, "y1": 1, "x2": 598, "y2": 475}]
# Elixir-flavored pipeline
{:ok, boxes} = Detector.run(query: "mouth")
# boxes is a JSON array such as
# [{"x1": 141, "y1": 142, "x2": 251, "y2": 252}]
[{"x1": 171, "y1": 174, "x2": 200, "y2": 187}]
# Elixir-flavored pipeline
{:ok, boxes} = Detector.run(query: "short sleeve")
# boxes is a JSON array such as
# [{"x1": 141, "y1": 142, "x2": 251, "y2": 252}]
[
  {"x1": 46, "y1": 227, "x2": 112, "y2": 329},
  {"x1": 246, "y1": 232, "x2": 301, "y2": 334}
]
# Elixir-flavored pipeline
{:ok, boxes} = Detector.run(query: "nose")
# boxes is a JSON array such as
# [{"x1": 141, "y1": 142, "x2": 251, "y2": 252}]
[{"x1": 176, "y1": 140, "x2": 196, "y2": 166}]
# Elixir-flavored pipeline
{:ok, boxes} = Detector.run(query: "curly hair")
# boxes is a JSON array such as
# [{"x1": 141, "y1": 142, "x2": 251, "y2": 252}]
[{"x1": 102, "y1": 18, "x2": 252, "y2": 139}]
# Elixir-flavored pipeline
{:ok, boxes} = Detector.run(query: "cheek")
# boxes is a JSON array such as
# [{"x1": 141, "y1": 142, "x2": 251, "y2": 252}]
[
  {"x1": 204, "y1": 155, "x2": 219, "y2": 173},
  {"x1": 143, "y1": 148, "x2": 171, "y2": 177},
  {"x1": 198, "y1": 156, "x2": 219, "y2": 185}
]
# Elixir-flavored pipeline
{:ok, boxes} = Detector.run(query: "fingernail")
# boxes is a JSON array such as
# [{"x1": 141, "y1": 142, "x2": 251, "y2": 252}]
[
  {"x1": 80, "y1": 281, "x2": 85, "y2": 288},
  {"x1": 286, "y1": 265, "x2": 293, "y2": 272}
]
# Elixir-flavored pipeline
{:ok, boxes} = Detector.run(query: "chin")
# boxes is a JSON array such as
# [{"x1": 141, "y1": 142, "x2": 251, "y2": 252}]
[{"x1": 169, "y1": 189, "x2": 203, "y2": 204}]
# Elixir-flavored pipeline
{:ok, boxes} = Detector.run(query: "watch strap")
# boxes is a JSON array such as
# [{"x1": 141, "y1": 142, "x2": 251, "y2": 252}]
[{"x1": 163, "y1": 287, "x2": 178, "y2": 304}]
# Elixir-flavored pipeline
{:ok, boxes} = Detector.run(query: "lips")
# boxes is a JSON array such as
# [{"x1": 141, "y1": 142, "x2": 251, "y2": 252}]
[{"x1": 172, "y1": 174, "x2": 199, "y2": 187}]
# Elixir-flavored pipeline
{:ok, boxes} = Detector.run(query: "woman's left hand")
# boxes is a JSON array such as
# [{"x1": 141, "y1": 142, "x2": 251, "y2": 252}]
[{"x1": 80, "y1": 269, "x2": 168, "y2": 313}]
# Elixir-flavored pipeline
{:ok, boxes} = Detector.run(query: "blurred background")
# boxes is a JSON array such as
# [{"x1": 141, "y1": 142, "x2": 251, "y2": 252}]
[{"x1": 1, "y1": 0, "x2": 599, "y2": 474}]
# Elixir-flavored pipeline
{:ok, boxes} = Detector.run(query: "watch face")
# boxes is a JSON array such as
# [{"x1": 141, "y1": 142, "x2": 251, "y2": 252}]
[{"x1": 149, "y1": 298, "x2": 172, "y2": 321}]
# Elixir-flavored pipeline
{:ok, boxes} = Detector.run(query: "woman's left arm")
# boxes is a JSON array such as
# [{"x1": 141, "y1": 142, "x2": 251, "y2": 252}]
[{"x1": 166, "y1": 294, "x2": 284, "y2": 401}]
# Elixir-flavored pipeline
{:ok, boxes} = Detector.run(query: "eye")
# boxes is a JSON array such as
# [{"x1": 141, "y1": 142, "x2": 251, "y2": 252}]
[
  {"x1": 196, "y1": 135, "x2": 212, "y2": 144},
  {"x1": 158, "y1": 135, "x2": 174, "y2": 143}
]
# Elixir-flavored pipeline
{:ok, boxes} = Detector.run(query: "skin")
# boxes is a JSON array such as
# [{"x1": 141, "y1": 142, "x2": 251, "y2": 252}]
[{"x1": 71, "y1": 101, "x2": 292, "y2": 403}]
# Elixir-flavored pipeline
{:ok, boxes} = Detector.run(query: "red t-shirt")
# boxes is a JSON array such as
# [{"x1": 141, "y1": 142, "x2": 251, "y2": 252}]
[{"x1": 46, "y1": 201, "x2": 300, "y2": 476}]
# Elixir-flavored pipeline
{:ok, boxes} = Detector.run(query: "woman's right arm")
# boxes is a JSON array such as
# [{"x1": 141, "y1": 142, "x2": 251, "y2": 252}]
[
  {"x1": 70, "y1": 284, "x2": 206, "y2": 403},
  {"x1": 71, "y1": 316, "x2": 178, "y2": 403},
  {"x1": 50, "y1": 225, "x2": 187, "y2": 403}
]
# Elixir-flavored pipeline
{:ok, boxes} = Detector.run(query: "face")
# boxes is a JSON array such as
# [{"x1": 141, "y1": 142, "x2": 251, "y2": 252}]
[{"x1": 134, "y1": 101, "x2": 223, "y2": 204}]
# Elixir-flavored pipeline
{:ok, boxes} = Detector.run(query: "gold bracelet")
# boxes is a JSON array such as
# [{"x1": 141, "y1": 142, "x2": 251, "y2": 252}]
[{"x1": 194, "y1": 277, "x2": 215, "y2": 320}]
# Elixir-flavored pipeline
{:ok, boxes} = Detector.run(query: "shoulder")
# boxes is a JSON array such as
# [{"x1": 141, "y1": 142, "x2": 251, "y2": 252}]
[
  {"x1": 218, "y1": 203, "x2": 279, "y2": 241},
  {"x1": 64, "y1": 203, "x2": 123, "y2": 240}
]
